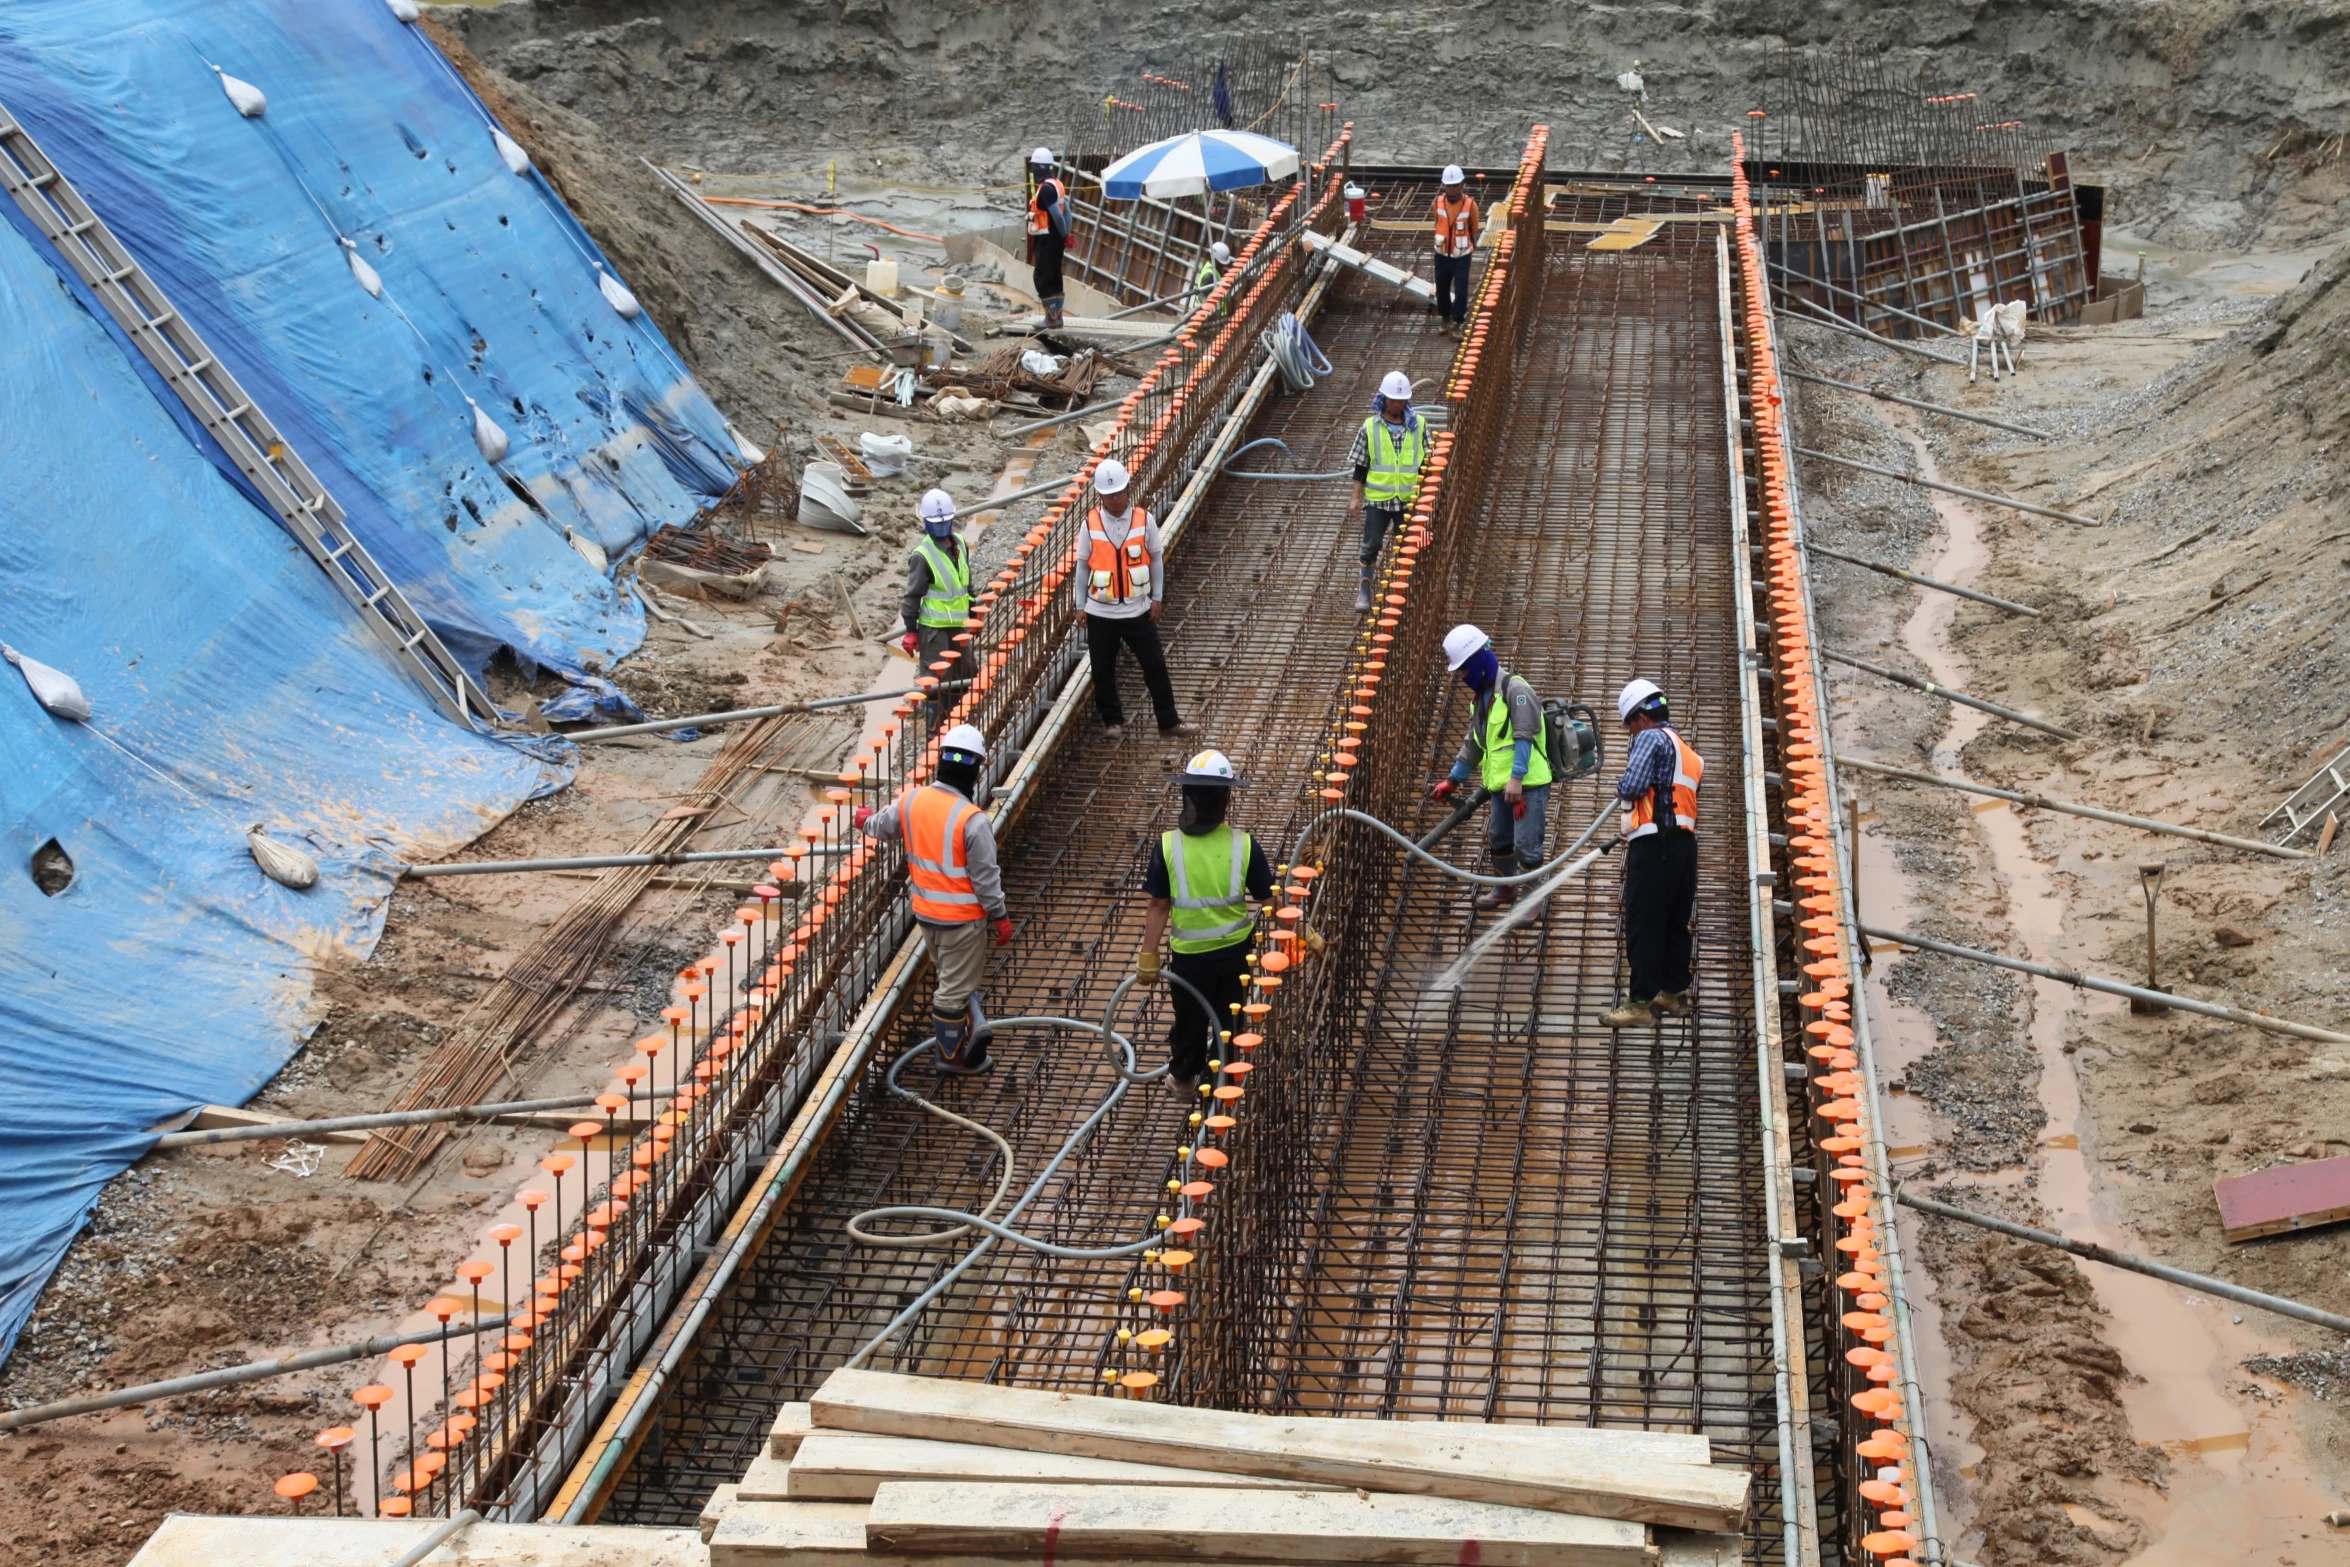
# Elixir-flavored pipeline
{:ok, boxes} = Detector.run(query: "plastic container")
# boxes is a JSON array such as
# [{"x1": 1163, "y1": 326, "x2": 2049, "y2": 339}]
[
  {"x1": 865, "y1": 257, "x2": 900, "y2": 296},
  {"x1": 1345, "y1": 183, "x2": 1367, "y2": 225}
]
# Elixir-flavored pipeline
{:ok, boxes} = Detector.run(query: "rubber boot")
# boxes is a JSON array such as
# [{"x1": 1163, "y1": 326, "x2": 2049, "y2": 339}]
[
  {"x1": 1354, "y1": 568, "x2": 1373, "y2": 613},
  {"x1": 934, "y1": 1015, "x2": 991, "y2": 1076},
  {"x1": 965, "y1": 991, "x2": 994, "y2": 1064},
  {"x1": 1044, "y1": 296, "x2": 1065, "y2": 331},
  {"x1": 1474, "y1": 851, "x2": 1518, "y2": 910}
]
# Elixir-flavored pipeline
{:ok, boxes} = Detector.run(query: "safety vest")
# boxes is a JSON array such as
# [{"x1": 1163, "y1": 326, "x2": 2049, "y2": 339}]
[
  {"x1": 1433, "y1": 193, "x2": 1480, "y2": 257},
  {"x1": 1083, "y1": 505, "x2": 1152, "y2": 604},
  {"x1": 1195, "y1": 255, "x2": 1222, "y2": 294},
  {"x1": 1478, "y1": 673, "x2": 1553, "y2": 793},
  {"x1": 1163, "y1": 825, "x2": 1254, "y2": 953},
  {"x1": 1027, "y1": 177, "x2": 1064, "y2": 238},
  {"x1": 1623, "y1": 728, "x2": 1703, "y2": 839},
  {"x1": 903, "y1": 783, "x2": 984, "y2": 923},
  {"x1": 914, "y1": 536, "x2": 970, "y2": 629},
  {"x1": 1360, "y1": 415, "x2": 1425, "y2": 509}
]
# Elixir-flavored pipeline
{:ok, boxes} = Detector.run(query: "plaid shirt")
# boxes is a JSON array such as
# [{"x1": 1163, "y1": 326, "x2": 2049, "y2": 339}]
[{"x1": 1615, "y1": 725, "x2": 1681, "y2": 818}]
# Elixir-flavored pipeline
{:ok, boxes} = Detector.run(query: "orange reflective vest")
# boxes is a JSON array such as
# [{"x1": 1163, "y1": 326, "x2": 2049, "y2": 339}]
[
  {"x1": 1432, "y1": 193, "x2": 1480, "y2": 257},
  {"x1": 903, "y1": 783, "x2": 983, "y2": 923},
  {"x1": 1624, "y1": 729, "x2": 1704, "y2": 839},
  {"x1": 1082, "y1": 505, "x2": 1152, "y2": 605},
  {"x1": 1027, "y1": 177, "x2": 1065, "y2": 238}
]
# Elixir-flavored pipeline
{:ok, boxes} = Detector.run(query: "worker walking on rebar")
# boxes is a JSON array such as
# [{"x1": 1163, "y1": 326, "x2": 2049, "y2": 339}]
[
  {"x1": 1027, "y1": 147, "x2": 1072, "y2": 331},
  {"x1": 1193, "y1": 240, "x2": 1232, "y2": 313},
  {"x1": 1431, "y1": 625, "x2": 1549, "y2": 911},
  {"x1": 1431, "y1": 164, "x2": 1480, "y2": 334},
  {"x1": 1345, "y1": 371, "x2": 1426, "y2": 612},
  {"x1": 1135, "y1": 750, "x2": 1275, "y2": 1093},
  {"x1": 1074, "y1": 458, "x2": 1198, "y2": 739},
  {"x1": 856, "y1": 724, "x2": 1014, "y2": 1075},
  {"x1": 1600, "y1": 679, "x2": 1703, "y2": 1029},
  {"x1": 898, "y1": 488, "x2": 970, "y2": 730}
]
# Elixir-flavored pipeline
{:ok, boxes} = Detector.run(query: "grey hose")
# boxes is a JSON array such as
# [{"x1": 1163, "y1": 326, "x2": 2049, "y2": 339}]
[
  {"x1": 1289, "y1": 801, "x2": 1617, "y2": 887},
  {"x1": 1218, "y1": 436, "x2": 1352, "y2": 482}
]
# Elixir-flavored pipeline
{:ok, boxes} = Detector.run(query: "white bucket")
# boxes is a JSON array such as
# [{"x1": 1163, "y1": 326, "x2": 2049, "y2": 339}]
[{"x1": 858, "y1": 430, "x2": 913, "y2": 479}]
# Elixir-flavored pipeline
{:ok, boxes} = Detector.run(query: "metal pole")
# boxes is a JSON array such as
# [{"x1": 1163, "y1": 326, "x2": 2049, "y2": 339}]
[
  {"x1": 155, "y1": 1092, "x2": 623, "y2": 1148},
  {"x1": 1807, "y1": 542, "x2": 2041, "y2": 616},
  {"x1": 1838, "y1": 757, "x2": 2310, "y2": 860},
  {"x1": 1785, "y1": 292, "x2": 1966, "y2": 365},
  {"x1": 1782, "y1": 368, "x2": 2055, "y2": 441},
  {"x1": 403, "y1": 845, "x2": 847, "y2": 880},
  {"x1": 999, "y1": 401, "x2": 1111, "y2": 437},
  {"x1": 1821, "y1": 648, "x2": 2080, "y2": 738},
  {"x1": 387, "y1": 1510, "x2": 481, "y2": 1567},
  {"x1": 564, "y1": 678, "x2": 973, "y2": 743},
  {"x1": 1862, "y1": 924, "x2": 2350, "y2": 1045},
  {"x1": 0, "y1": 1316, "x2": 511, "y2": 1433},
  {"x1": 1896, "y1": 1191, "x2": 2350, "y2": 1334},
  {"x1": 1796, "y1": 446, "x2": 2101, "y2": 527},
  {"x1": 1766, "y1": 257, "x2": 1967, "y2": 339}
]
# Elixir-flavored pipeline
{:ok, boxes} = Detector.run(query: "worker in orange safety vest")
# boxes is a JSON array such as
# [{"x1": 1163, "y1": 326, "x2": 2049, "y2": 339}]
[
  {"x1": 1072, "y1": 458, "x2": 1198, "y2": 739},
  {"x1": 1027, "y1": 146, "x2": 1071, "y2": 330},
  {"x1": 1430, "y1": 163, "x2": 1480, "y2": 335}
]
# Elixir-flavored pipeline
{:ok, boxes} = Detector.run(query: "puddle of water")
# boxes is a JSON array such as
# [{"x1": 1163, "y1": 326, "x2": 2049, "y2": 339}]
[{"x1": 1843, "y1": 410, "x2": 2344, "y2": 1561}]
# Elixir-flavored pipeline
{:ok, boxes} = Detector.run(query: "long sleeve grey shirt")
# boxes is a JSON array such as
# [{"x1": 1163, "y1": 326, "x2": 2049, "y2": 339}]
[
  {"x1": 860, "y1": 781, "x2": 1007, "y2": 922},
  {"x1": 1071, "y1": 504, "x2": 1165, "y2": 621}
]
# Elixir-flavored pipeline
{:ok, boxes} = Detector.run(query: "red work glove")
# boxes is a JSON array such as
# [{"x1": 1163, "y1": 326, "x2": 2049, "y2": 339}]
[
  {"x1": 992, "y1": 916, "x2": 1016, "y2": 948},
  {"x1": 852, "y1": 805, "x2": 875, "y2": 830},
  {"x1": 1430, "y1": 779, "x2": 1457, "y2": 803},
  {"x1": 899, "y1": 631, "x2": 920, "y2": 657},
  {"x1": 1513, "y1": 796, "x2": 1527, "y2": 820}
]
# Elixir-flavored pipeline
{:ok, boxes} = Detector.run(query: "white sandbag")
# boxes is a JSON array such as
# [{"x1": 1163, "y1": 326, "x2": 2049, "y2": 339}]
[
  {"x1": 799, "y1": 462, "x2": 865, "y2": 533},
  {"x1": 2, "y1": 644, "x2": 92, "y2": 721},
  {"x1": 492, "y1": 126, "x2": 531, "y2": 176},
  {"x1": 247, "y1": 825, "x2": 319, "y2": 891},
  {"x1": 385, "y1": 0, "x2": 421, "y2": 20},
  {"x1": 214, "y1": 68, "x2": 267, "y2": 118},
  {"x1": 726, "y1": 422, "x2": 767, "y2": 464},
  {"x1": 565, "y1": 528, "x2": 610, "y2": 574},
  {"x1": 598, "y1": 267, "x2": 642, "y2": 320},
  {"x1": 343, "y1": 240, "x2": 383, "y2": 299},
  {"x1": 932, "y1": 393, "x2": 994, "y2": 421},
  {"x1": 467, "y1": 398, "x2": 512, "y2": 463},
  {"x1": 1020, "y1": 349, "x2": 1065, "y2": 378},
  {"x1": 858, "y1": 430, "x2": 912, "y2": 478}
]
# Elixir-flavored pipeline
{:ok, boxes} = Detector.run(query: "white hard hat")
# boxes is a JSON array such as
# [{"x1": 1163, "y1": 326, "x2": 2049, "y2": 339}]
[
  {"x1": 1209, "y1": 241, "x2": 1231, "y2": 264},
  {"x1": 1441, "y1": 163, "x2": 1465, "y2": 185},
  {"x1": 940, "y1": 723, "x2": 988, "y2": 761},
  {"x1": 1178, "y1": 748, "x2": 1246, "y2": 787},
  {"x1": 1030, "y1": 146, "x2": 1054, "y2": 164},
  {"x1": 1618, "y1": 678, "x2": 1665, "y2": 720},
  {"x1": 1093, "y1": 457, "x2": 1130, "y2": 496},
  {"x1": 1379, "y1": 370, "x2": 1413, "y2": 402},
  {"x1": 1443, "y1": 624, "x2": 1489, "y2": 671},
  {"x1": 918, "y1": 488, "x2": 957, "y2": 525}
]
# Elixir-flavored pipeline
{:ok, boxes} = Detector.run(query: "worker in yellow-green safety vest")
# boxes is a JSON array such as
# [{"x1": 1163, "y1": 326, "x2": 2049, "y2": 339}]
[
  {"x1": 1345, "y1": 370, "x2": 1426, "y2": 612},
  {"x1": 1192, "y1": 240, "x2": 1232, "y2": 313},
  {"x1": 1136, "y1": 749, "x2": 1275, "y2": 1093},
  {"x1": 898, "y1": 488, "x2": 971, "y2": 729},
  {"x1": 1430, "y1": 624, "x2": 1552, "y2": 911}
]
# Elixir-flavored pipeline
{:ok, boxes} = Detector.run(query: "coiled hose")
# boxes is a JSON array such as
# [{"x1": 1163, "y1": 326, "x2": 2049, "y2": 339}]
[
  {"x1": 1261, "y1": 310, "x2": 1332, "y2": 392},
  {"x1": 842, "y1": 798, "x2": 1624, "y2": 1364}
]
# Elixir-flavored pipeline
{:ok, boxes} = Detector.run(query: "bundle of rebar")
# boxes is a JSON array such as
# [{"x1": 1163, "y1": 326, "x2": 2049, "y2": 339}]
[{"x1": 642, "y1": 525, "x2": 773, "y2": 576}]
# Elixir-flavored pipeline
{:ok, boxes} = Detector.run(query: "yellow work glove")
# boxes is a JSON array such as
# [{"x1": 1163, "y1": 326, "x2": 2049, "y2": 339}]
[{"x1": 1135, "y1": 947, "x2": 1162, "y2": 985}]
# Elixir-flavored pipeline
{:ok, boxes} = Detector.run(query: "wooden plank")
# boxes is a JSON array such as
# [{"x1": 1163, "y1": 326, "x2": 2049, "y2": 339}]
[
  {"x1": 739, "y1": 1452, "x2": 796, "y2": 1502},
  {"x1": 785, "y1": 1429, "x2": 1341, "y2": 1501},
  {"x1": 709, "y1": 1501, "x2": 1295, "y2": 1567},
  {"x1": 770, "y1": 1401, "x2": 816, "y2": 1458},
  {"x1": 702, "y1": 1483, "x2": 742, "y2": 1544},
  {"x1": 809, "y1": 1370, "x2": 1743, "y2": 1532},
  {"x1": 865, "y1": 1481, "x2": 1652, "y2": 1567},
  {"x1": 2216, "y1": 1152, "x2": 2350, "y2": 1243}
]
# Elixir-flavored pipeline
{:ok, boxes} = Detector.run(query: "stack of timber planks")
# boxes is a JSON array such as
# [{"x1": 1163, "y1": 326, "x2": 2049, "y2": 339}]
[{"x1": 699, "y1": 1370, "x2": 1748, "y2": 1567}]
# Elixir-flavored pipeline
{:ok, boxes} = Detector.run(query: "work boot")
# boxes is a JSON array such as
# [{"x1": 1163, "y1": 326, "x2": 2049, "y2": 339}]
[
  {"x1": 1102, "y1": 721, "x2": 1125, "y2": 738},
  {"x1": 1354, "y1": 569, "x2": 1373, "y2": 612},
  {"x1": 1599, "y1": 997, "x2": 1657, "y2": 1030},
  {"x1": 1159, "y1": 721, "x2": 1201, "y2": 737},
  {"x1": 1473, "y1": 853, "x2": 1518, "y2": 910},
  {"x1": 1652, "y1": 989, "x2": 1692, "y2": 1018}
]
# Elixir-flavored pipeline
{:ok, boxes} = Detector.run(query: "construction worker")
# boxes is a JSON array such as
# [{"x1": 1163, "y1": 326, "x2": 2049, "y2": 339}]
[
  {"x1": 1431, "y1": 164, "x2": 1480, "y2": 334},
  {"x1": 1027, "y1": 147, "x2": 1071, "y2": 330},
  {"x1": 1073, "y1": 457, "x2": 1198, "y2": 739},
  {"x1": 1135, "y1": 750, "x2": 1275, "y2": 1092},
  {"x1": 898, "y1": 488, "x2": 969, "y2": 729},
  {"x1": 1345, "y1": 371, "x2": 1425, "y2": 611},
  {"x1": 1430, "y1": 624, "x2": 1549, "y2": 910},
  {"x1": 1193, "y1": 240, "x2": 1232, "y2": 311},
  {"x1": 1600, "y1": 679, "x2": 1703, "y2": 1029},
  {"x1": 856, "y1": 723, "x2": 1014, "y2": 1074}
]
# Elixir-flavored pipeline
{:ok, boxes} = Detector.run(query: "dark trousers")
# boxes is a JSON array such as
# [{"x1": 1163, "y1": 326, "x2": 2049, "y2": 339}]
[
  {"x1": 915, "y1": 624, "x2": 958, "y2": 726},
  {"x1": 1433, "y1": 253, "x2": 1473, "y2": 323},
  {"x1": 1168, "y1": 947, "x2": 1248, "y2": 1080},
  {"x1": 1622, "y1": 829, "x2": 1698, "y2": 1001},
  {"x1": 1358, "y1": 503, "x2": 1402, "y2": 568},
  {"x1": 1031, "y1": 234, "x2": 1066, "y2": 305},
  {"x1": 1085, "y1": 612, "x2": 1180, "y2": 729}
]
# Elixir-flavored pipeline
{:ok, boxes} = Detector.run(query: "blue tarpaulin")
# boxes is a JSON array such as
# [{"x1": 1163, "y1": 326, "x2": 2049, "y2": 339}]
[{"x1": 0, "y1": 0, "x2": 746, "y2": 1365}]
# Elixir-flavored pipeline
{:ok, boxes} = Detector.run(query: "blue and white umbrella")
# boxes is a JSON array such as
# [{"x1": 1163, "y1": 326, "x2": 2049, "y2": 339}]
[{"x1": 1100, "y1": 129, "x2": 1300, "y2": 200}]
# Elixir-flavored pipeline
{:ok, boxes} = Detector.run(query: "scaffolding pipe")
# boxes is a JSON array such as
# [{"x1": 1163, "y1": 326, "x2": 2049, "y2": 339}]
[
  {"x1": 1796, "y1": 446, "x2": 2101, "y2": 526},
  {"x1": 1807, "y1": 543, "x2": 2041, "y2": 616},
  {"x1": 1783, "y1": 368, "x2": 2056, "y2": 440},
  {"x1": 1765, "y1": 258, "x2": 1967, "y2": 339},
  {"x1": 565, "y1": 679, "x2": 973, "y2": 743},
  {"x1": 1897, "y1": 1192, "x2": 2350, "y2": 1334},
  {"x1": 1784, "y1": 293, "x2": 1965, "y2": 365},
  {"x1": 1839, "y1": 757, "x2": 2310, "y2": 860},
  {"x1": 1862, "y1": 925, "x2": 2350, "y2": 1045},
  {"x1": 1822, "y1": 648, "x2": 2080, "y2": 738},
  {"x1": 0, "y1": 1315, "x2": 512, "y2": 1432},
  {"x1": 154, "y1": 1091, "x2": 621, "y2": 1148},
  {"x1": 404, "y1": 846, "x2": 847, "y2": 879},
  {"x1": 389, "y1": 1512, "x2": 482, "y2": 1567}
]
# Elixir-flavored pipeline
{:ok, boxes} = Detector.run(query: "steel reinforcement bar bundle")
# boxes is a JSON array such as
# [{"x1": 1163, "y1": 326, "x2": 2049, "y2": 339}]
[
  {"x1": 1730, "y1": 133, "x2": 1943, "y2": 1567},
  {"x1": 317, "y1": 126, "x2": 1362, "y2": 1526}
]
